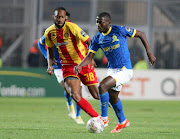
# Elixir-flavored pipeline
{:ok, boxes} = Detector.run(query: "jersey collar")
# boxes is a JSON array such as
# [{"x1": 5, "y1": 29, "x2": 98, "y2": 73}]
[{"x1": 102, "y1": 26, "x2": 112, "y2": 36}]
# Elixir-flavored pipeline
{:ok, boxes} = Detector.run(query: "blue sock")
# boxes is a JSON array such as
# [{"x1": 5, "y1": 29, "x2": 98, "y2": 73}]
[
  {"x1": 64, "y1": 91, "x2": 73, "y2": 106},
  {"x1": 111, "y1": 98, "x2": 126, "y2": 123},
  {"x1": 99, "y1": 91, "x2": 109, "y2": 117},
  {"x1": 75, "y1": 102, "x2": 81, "y2": 117}
]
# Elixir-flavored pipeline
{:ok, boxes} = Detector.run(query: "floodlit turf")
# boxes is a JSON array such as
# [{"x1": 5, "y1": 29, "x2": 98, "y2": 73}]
[{"x1": 0, "y1": 98, "x2": 180, "y2": 139}]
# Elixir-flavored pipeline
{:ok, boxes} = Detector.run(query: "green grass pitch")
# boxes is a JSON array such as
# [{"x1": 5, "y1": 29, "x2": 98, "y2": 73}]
[{"x1": 0, "y1": 97, "x2": 180, "y2": 139}]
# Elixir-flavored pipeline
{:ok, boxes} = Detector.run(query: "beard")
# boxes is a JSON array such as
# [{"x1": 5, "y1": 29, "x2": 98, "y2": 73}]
[{"x1": 54, "y1": 21, "x2": 65, "y2": 29}]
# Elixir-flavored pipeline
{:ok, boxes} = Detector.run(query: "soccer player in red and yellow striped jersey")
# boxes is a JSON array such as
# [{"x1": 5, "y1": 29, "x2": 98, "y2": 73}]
[{"x1": 45, "y1": 7, "x2": 99, "y2": 118}]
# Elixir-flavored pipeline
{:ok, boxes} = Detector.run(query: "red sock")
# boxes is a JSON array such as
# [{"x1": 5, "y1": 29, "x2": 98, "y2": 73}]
[{"x1": 77, "y1": 97, "x2": 99, "y2": 117}]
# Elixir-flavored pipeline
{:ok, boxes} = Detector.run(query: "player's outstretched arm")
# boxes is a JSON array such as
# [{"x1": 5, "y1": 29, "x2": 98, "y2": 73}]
[
  {"x1": 74, "y1": 52, "x2": 95, "y2": 75},
  {"x1": 47, "y1": 47, "x2": 54, "y2": 76},
  {"x1": 135, "y1": 30, "x2": 156, "y2": 65},
  {"x1": 38, "y1": 39, "x2": 47, "y2": 59}
]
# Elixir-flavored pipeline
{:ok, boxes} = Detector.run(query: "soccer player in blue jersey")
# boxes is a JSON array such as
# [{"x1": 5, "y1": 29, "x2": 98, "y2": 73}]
[
  {"x1": 74, "y1": 12, "x2": 156, "y2": 133},
  {"x1": 38, "y1": 35, "x2": 85, "y2": 124}
]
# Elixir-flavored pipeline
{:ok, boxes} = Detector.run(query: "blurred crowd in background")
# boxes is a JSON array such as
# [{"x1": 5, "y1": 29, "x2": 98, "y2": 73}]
[{"x1": 0, "y1": 0, "x2": 180, "y2": 69}]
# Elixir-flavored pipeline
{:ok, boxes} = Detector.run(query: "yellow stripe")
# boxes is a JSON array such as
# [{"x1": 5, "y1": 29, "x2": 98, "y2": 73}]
[
  {"x1": 40, "y1": 38, "x2": 44, "y2": 45},
  {"x1": 131, "y1": 29, "x2": 136, "y2": 38},
  {"x1": 63, "y1": 75, "x2": 80, "y2": 81},
  {"x1": 85, "y1": 83, "x2": 98, "y2": 86},
  {"x1": 89, "y1": 50, "x2": 96, "y2": 54},
  {"x1": 0, "y1": 71, "x2": 48, "y2": 79},
  {"x1": 102, "y1": 27, "x2": 112, "y2": 36}
]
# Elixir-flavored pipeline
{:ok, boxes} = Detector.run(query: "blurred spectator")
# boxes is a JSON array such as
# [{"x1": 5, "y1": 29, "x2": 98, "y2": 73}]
[
  {"x1": 161, "y1": 33, "x2": 174, "y2": 69},
  {"x1": 154, "y1": 34, "x2": 164, "y2": 69},
  {"x1": 155, "y1": 32, "x2": 176, "y2": 69},
  {"x1": 0, "y1": 33, "x2": 3, "y2": 55},
  {"x1": 133, "y1": 57, "x2": 149, "y2": 70},
  {"x1": 27, "y1": 39, "x2": 40, "y2": 67},
  {"x1": 129, "y1": 39, "x2": 143, "y2": 67}
]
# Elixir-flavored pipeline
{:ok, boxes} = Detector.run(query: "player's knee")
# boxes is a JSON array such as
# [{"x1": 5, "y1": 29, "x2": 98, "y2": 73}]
[
  {"x1": 71, "y1": 93, "x2": 81, "y2": 102},
  {"x1": 91, "y1": 94, "x2": 99, "y2": 100},
  {"x1": 98, "y1": 82, "x2": 108, "y2": 94}
]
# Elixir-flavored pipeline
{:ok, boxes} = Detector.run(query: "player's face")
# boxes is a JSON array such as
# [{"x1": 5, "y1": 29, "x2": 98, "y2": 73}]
[
  {"x1": 96, "y1": 17, "x2": 110, "y2": 33},
  {"x1": 53, "y1": 10, "x2": 66, "y2": 29}
]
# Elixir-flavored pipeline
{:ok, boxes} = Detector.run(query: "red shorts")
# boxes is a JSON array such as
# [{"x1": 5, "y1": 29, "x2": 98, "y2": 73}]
[{"x1": 62, "y1": 65, "x2": 98, "y2": 86}]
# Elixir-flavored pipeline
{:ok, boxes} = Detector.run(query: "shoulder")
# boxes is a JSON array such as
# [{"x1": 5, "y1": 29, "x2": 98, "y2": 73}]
[
  {"x1": 39, "y1": 35, "x2": 45, "y2": 44},
  {"x1": 66, "y1": 21, "x2": 79, "y2": 29},
  {"x1": 92, "y1": 32, "x2": 101, "y2": 42},
  {"x1": 44, "y1": 24, "x2": 56, "y2": 35},
  {"x1": 111, "y1": 25, "x2": 122, "y2": 31},
  {"x1": 92, "y1": 32, "x2": 100, "y2": 40},
  {"x1": 94, "y1": 32, "x2": 101, "y2": 38}
]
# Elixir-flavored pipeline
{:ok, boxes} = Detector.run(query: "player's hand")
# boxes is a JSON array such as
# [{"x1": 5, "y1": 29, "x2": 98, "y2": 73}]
[
  {"x1": 147, "y1": 52, "x2": 156, "y2": 65},
  {"x1": 46, "y1": 66, "x2": 54, "y2": 76},
  {"x1": 74, "y1": 65, "x2": 82, "y2": 75},
  {"x1": 89, "y1": 59, "x2": 97, "y2": 69}
]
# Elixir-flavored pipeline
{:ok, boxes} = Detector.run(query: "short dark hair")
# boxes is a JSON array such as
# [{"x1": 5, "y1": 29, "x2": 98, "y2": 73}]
[
  {"x1": 98, "y1": 12, "x2": 111, "y2": 21},
  {"x1": 66, "y1": 12, "x2": 70, "y2": 18},
  {"x1": 53, "y1": 7, "x2": 66, "y2": 14}
]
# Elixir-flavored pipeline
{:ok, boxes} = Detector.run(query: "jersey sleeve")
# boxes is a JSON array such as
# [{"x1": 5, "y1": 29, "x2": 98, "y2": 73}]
[
  {"x1": 44, "y1": 29, "x2": 54, "y2": 48},
  {"x1": 38, "y1": 36, "x2": 47, "y2": 59},
  {"x1": 120, "y1": 26, "x2": 136, "y2": 38},
  {"x1": 68, "y1": 22, "x2": 90, "y2": 43},
  {"x1": 89, "y1": 34, "x2": 99, "y2": 54}
]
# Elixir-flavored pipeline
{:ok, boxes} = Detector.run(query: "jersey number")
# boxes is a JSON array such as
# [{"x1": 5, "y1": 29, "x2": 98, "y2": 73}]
[{"x1": 84, "y1": 72, "x2": 94, "y2": 82}]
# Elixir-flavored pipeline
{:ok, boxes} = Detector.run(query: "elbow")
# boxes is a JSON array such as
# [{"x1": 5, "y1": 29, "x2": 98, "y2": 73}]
[{"x1": 136, "y1": 30, "x2": 146, "y2": 40}]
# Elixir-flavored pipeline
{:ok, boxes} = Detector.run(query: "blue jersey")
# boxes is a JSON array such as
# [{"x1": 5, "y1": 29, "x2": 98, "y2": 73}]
[
  {"x1": 89, "y1": 25, "x2": 136, "y2": 69},
  {"x1": 38, "y1": 36, "x2": 62, "y2": 69}
]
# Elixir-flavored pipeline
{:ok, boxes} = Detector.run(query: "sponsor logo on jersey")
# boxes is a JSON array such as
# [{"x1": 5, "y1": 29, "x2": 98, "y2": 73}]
[
  {"x1": 55, "y1": 42, "x2": 68, "y2": 46},
  {"x1": 102, "y1": 44, "x2": 120, "y2": 52},
  {"x1": 112, "y1": 35, "x2": 119, "y2": 42},
  {"x1": 80, "y1": 30, "x2": 87, "y2": 37},
  {"x1": 64, "y1": 32, "x2": 69, "y2": 38}
]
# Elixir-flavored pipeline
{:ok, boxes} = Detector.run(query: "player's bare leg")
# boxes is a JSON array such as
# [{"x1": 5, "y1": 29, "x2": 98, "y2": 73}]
[
  {"x1": 64, "y1": 77, "x2": 99, "y2": 118},
  {"x1": 87, "y1": 85, "x2": 99, "y2": 100}
]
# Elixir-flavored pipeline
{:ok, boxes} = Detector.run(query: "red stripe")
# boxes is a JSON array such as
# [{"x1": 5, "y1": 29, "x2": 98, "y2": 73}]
[
  {"x1": 85, "y1": 37, "x2": 90, "y2": 43},
  {"x1": 69, "y1": 30, "x2": 84, "y2": 61},
  {"x1": 56, "y1": 28, "x2": 74, "y2": 64},
  {"x1": 81, "y1": 40, "x2": 89, "y2": 50},
  {"x1": 48, "y1": 32, "x2": 51, "y2": 41}
]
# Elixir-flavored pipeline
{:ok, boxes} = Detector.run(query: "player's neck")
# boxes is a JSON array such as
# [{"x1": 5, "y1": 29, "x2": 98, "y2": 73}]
[
  {"x1": 103, "y1": 26, "x2": 111, "y2": 33},
  {"x1": 55, "y1": 22, "x2": 65, "y2": 29}
]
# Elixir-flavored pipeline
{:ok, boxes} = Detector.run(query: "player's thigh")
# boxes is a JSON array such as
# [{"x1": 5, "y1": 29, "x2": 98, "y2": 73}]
[
  {"x1": 99, "y1": 76, "x2": 116, "y2": 92},
  {"x1": 87, "y1": 85, "x2": 99, "y2": 99},
  {"x1": 65, "y1": 77, "x2": 81, "y2": 94},
  {"x1": 107, "y1": 69, "x2": 133, "y2": 91},
  {"x1": 65, "y1": 78, "x2": 82, "y2": 102}
]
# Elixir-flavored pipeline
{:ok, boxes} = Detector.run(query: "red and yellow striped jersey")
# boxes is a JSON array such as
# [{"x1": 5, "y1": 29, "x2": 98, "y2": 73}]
[{"x1": 44, "y1": 22, "x2": 90, "y2": 65}]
